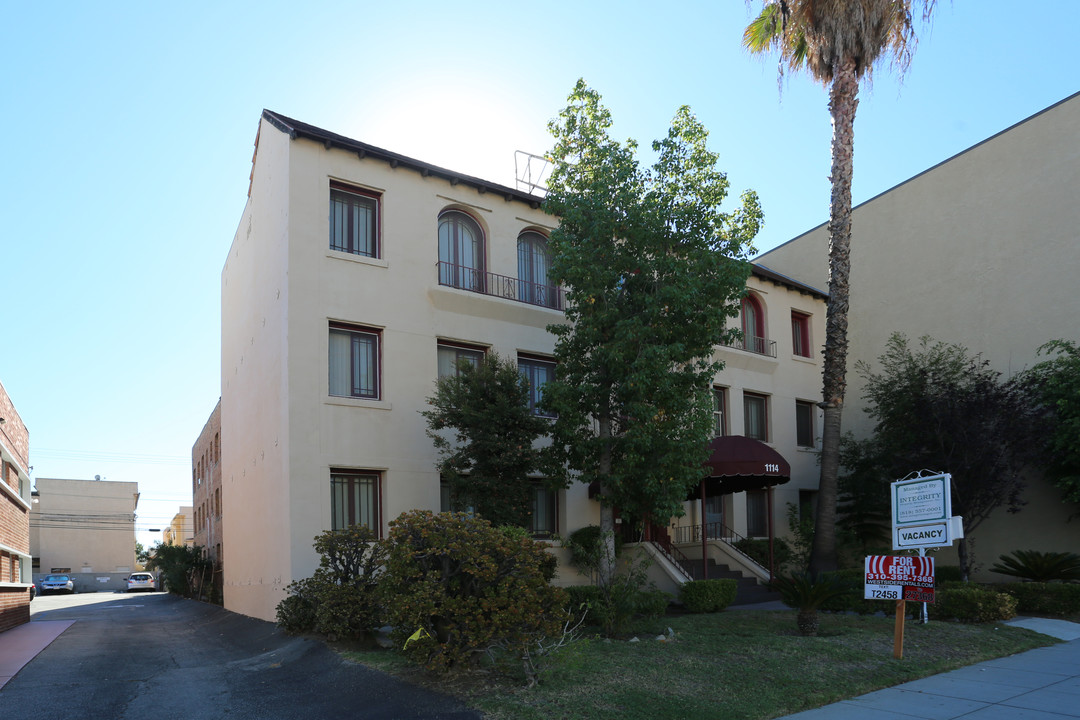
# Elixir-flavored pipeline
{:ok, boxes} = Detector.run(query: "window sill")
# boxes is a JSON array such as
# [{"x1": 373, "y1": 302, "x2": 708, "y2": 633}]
[
  {"x1": 791, "y1": 354, "x2": 817, "y2": 365},
  {"x1": 326, "y1": 397, "x2": 393, "y2": 411},
  {"x1": 327, "y1": 250, "x2": 389, "y2": 269},
  {"x1": 0, "y1": 582, "x2": 33, "y2": 589}
]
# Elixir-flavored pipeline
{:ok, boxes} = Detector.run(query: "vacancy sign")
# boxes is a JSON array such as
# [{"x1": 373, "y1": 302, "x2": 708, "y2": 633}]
[
  {"x1": 864, "y1": 555, "x2": 935, "y2": 602},
  {"x1": 891, "y1": 474, "x2": 952, "y2": 550}
]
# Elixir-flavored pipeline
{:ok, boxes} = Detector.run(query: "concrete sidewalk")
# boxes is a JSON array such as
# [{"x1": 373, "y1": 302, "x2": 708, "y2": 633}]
[
  {"x1": 0, "y1": 620, "x2": 73, "y2": 690},
  {"x1": 775, "y1": 617, "x2": 1080, "y2": 719}
]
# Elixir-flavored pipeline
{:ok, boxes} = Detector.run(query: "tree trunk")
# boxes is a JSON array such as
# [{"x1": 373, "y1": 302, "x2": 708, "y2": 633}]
[
  {"x1": 597, "y1": 412, "x2": 617, "y2": 588},
  {"x1": 957, "y1": 537, "x2": 971, "y2": 582},
  {"x1": 809, "y1": 57, "x2": 859, "y2": 578}
]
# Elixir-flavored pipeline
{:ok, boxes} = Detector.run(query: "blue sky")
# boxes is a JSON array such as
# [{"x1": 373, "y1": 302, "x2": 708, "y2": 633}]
[{"x1": 2, "y1": 1, "x2": 1077, "y2": 547}]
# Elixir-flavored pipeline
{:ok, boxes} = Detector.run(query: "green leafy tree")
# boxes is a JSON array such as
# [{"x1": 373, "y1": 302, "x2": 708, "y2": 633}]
[
  {"x1": 744, "y1": 0, "x2": 937, "y2": 576},
  {"x1": 145, "y1": 542, "x2": 211, "y2": 598},
  {"x1": 1028, "y1": 339, "x2": 1080, "y2": 504},
  {"x1": 422, "y1": 352, "x2": 550, "y2": 528},
  {"x1": 541, "y1": 80, "x2": 762, "y2": 583},
  {"x1": 854, "y1": 333, "x2": 1047, "y2": 580}
]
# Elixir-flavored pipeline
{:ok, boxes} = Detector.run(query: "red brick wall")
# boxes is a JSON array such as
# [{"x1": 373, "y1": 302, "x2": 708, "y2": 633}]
[
  {"x1": 0, "y1": 380, "x2": 31, "y2": 632},
  {"x1": 0, "y1": 588, "x2": 32, "y2": 633}
]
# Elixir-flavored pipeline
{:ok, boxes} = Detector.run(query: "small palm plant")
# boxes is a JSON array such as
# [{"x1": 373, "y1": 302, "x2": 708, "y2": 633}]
[
  {"x1": 769, "y1": 573, "x2": 855, "y2": 637},
  {"x1": 991, "y1": 550, "x2": 1080, "y2": 583}
]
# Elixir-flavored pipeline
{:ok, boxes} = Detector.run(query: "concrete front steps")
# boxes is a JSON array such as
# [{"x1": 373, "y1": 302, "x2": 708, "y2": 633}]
[{"x1": 686, "y1": 558, "x2": 782, "y2": 605}]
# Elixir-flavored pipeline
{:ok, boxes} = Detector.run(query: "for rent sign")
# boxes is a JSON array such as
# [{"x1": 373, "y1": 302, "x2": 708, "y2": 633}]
[{"x1": 864, "y1": 555, "x2": 936, "y2": 603}]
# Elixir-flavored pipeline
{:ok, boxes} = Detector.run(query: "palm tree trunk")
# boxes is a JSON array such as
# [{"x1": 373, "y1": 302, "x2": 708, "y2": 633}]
[{"x1": 809, "y1": 57, "x2": 859, "y2": 578}]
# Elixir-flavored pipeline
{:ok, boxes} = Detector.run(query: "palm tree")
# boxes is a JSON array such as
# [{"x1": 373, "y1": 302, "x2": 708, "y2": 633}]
[{"x1": 744, "y1": 1, "x2": 935, "y2": 575}]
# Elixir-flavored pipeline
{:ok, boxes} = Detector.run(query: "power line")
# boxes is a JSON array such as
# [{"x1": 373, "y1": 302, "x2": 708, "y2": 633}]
[{"x1": 34, "y1": 448, "x2": 190, "y2": 466}]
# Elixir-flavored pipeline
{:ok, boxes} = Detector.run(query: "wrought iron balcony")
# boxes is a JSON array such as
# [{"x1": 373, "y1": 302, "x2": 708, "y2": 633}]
[
  {"x1": 437, "y1": 261, "x2": 565, "y2": 311},
  {"x1": 721, "y1": 334, "x2": 777, "y2": 357}
]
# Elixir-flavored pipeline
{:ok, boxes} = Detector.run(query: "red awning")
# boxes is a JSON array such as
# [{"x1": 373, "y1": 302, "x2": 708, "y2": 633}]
[{"x1": 691, "y1": 435, "x2": 792, "y2": 497}]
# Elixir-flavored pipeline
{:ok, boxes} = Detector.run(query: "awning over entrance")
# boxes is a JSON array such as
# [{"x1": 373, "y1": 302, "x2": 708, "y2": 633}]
[{"x1": 692, "y1": 435, "x2": 792, "y2": 498}]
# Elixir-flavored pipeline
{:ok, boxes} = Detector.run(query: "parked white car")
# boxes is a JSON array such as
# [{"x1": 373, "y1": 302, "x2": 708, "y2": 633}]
[
  {"x1": 126, "y1": 572, "x2": 158, "y2": 592},
  {"x1": 40, "y1": 574, "x2": 75, "y2": 594}
]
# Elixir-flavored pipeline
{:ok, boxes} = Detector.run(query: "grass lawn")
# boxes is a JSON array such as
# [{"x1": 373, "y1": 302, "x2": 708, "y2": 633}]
[{"x1": 342, "y1": 609, "x2": 1057, "y2": 720}]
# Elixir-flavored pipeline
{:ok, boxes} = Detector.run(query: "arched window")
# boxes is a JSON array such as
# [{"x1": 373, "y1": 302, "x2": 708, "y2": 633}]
[
  {"x1": 517, "y1": 231, "x2": 552, "y2": 307},
  {"x1": 741, "y1": 294, "x2": 767, "y2": 354},
  {"x1": 438, "y1": 211, "x2": 485, "y2": 291}
]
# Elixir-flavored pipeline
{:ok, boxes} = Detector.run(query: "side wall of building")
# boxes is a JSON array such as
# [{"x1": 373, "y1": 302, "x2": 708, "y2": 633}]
[
  {"x1": 31, "y1": 478, "x2": 139, "y2": 581},
  {"x1": 758, "y1": 92, "x2": 1080, "y2": 576},
  {"x1": 0, "y1": 380, "x2": 32, "y2": 632}
]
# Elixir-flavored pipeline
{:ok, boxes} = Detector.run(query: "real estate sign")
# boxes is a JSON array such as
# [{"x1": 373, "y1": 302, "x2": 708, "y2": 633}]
[
  {"x1": 891, "y1": 474, "x2": 952, "y2": 550},
  {"x1": 864, "y1": 555, "x2": 936, "y2": 603}
]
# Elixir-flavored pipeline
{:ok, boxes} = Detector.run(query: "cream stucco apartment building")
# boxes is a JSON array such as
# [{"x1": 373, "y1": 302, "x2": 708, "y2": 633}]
[
  {"x1": 758, "y1": 91, "x2": 1080, "y2": 577},
  {"x1": 220, "y1": 110, "x2": 829, "y2": 622},
  {"x1": 162, "y1": 506, "x2": 194, "y2": 547},
  {"x1": 0, "y1": 380, "x2": 33, "y2": 633},
  {"x1": 30, "y1": 477, "x2": 139, "y2": 592}
]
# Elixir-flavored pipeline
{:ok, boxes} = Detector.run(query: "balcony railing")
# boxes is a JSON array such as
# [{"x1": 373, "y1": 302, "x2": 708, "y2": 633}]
[
  {"x1": 437, "y1": 261, "x2": 565, "y2": 311},
  {"x1": 721, "y1": 334, "x2": 777, "y2": 357}
]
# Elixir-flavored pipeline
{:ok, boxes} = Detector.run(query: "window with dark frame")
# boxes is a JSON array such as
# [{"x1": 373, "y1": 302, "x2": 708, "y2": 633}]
[
  {"x1": 712, "y1": 386, "x2": 727, "y2": 437},
  {"x1": 437, "y1": 341, "x2": 485, "y2": 379},
  {"x1": 330, "y1": 469, "x2": 380, "y2": 534},
  {"x1": 795, "y1": 400, "x2": 815, "y2": 447},
  {"x1": 438, "y1": 210, "x2": 485, "y2": 291},
  {"x1": 329, "y1": 323, "x2": 381, "y2": 399},
  {"x1": 517, "y1": 232, "x2": 555, "y2": 307},
  {"x1": 518, "y1": 355, "x2": 556, "y2": 417},
  {"x1": 743, "y1": 392, "x2": 768, "y2": 441},
  {"x1": 530, "y1": 483, "x2": 557, "y2": 537},
  {"x1": 741, "y1": 294, "x2": 766, "y2": 354},
  {"x1": 746, "y1": 489, "x2": 768, "y2": 537},
  {"x1": 792, "y1": 311, "x2": 812, "y2": 358},
  {"x1": 330, "y1": 182, "x2": 379, "y2": 258}
]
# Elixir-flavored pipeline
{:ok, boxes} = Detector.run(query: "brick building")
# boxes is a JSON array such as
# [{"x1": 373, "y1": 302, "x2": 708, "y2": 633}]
[
  {"x1": 0, "y1": 380, "x2": 33, "y2": 633},
  {"x1": 192, "y1": 399, "x2": 222, "y2": 564}
]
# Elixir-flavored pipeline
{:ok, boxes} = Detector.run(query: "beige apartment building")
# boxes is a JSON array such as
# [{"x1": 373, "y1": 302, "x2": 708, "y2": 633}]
[
  {"x1": 0, "y1": 380, "x2": 32, "y2": 632},
  {"x1": 31, "y1": 477, "x2": 139, "y2": 592},
  {"x1": 163, "y1": 506, "x2": 194, "y2": 547},
  {"x1": 221, "y1": 110, "x2": 828, "y2": 621},
  {"x1": 759, "y1": 91, "x2": 1080, "y2": 577}
]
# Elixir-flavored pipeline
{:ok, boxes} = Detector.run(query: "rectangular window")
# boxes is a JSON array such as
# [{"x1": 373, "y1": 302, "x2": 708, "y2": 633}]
[
  {"x1": 439, "y1": 477, "x2": 475, "y2": 515},
  {"x1": 743, "y1": 392, "x2": 768, "y2": 441},
  {"x1": 530, "y1": 483, "x2": 557, "y2": 537},
  {"x1": 437, "y1": 341, "x2": 485, "y2": 379},
  {"x1": 796, "y1": 400, "x2": 815, "y2": 447},
  {"x1": 746, "y1": 489, "x2": 768, "y2": 537},
  {"x1": 330, "y1": 182, "x2": 379, "y2": 258},
  {"x1": 792, "y1": 311, "x2": 812, "y2": 358},
  {"x1": 329, "y1": 323, "x2": 380, "y2": 399},
  {"x1": 518, "y1": 355, "x2": 557, "y2": 417},
  {"x1": 331, "y1": 469, "x2": 380, "y2": 534},
  {"x1": 712, "y1": 386, "x2": 727, "y2": 437}
]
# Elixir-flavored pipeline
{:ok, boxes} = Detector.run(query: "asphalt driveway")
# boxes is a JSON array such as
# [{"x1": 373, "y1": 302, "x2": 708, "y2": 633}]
[{"x1": 0, "y1": 592, "x2": 479, "y2": 719}]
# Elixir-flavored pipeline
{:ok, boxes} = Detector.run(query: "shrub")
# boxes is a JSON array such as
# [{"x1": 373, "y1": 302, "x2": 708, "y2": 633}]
[
  {"x1": 680, "y1": 579, "x2": 738, "y2": 613},
  {"x1": 380, "y1": 511, "x2": 569, "y2": 672},
  {"x1": 997, "y1": 582, "x2": 1080, "y2": 616},
  {"x1": 929, "y1": 586, "x2": 1018, "y2": 623},
  {"x1": 991, "y1": 550, "x2": 1080, "y2": 583},
  {"x1": 276, "y1": 577, "x2": 318, "y2": 633},
  {"x1": 934, "y1": 564, "x2": 963, "y2": 583},
  {"x1": 563, "y1": 585, "x2": 602, "y2": 618},
  {"x1": 732, "y1": 537, "x2": 793, "y2": 573},
  {"x1": 770, "y1": 573, "x2": 856, "y2": 636},
  {"x1": 275, "y1": 525, "x2": 386, "y2": 640},
  {"x1": 636, "y1": 588, "x2": 673, "y2": 619}
]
